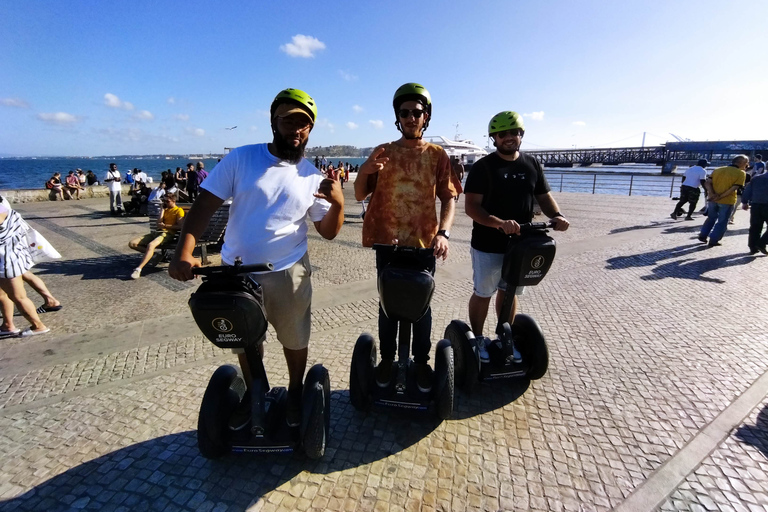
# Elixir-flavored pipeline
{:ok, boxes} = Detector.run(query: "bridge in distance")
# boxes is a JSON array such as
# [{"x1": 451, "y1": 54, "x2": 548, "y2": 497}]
[{"x1": 524, "y1": 140, "x2": 768, "y2": 173}]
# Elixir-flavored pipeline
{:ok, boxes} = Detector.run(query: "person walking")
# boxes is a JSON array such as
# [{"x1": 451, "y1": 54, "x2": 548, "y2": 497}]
[
  {"x1": 464, "y1": 111, "x2": 569, "y2": 362},
  {"x1": 169, "y1": 88, "x2": 343, "y2": 427},
  {"x1": 741, "y1": 170, "x2": 768, "y2": 254},
  {"x1": 354, "y1": 82, "x2": 462, "y2": 393},
  {"x1": 699, "y1": 155, "x2": 749, "y2": 247},
  {"x1": 671, "y1": 159, "x2": 708, "y2": 220},
  {"x1": 0, "y1": 201, "x2": 49, "y2": 336}
]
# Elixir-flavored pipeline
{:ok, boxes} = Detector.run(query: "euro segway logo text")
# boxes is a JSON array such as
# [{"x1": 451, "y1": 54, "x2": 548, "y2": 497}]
[{"x1": 212, "y1": 318, "x2": 233, "y2": 332}]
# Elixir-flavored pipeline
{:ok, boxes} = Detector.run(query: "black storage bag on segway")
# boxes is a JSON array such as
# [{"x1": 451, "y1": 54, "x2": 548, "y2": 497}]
[
  {"x1": 378, "y1": 263, "x2": 435, "y2": 323},
  {"x1": 188, "y1": 275, "x2": 268, "y2": 349},
  {"x1": 502, "y1": 230, "x2": 556, "y2": 288}
]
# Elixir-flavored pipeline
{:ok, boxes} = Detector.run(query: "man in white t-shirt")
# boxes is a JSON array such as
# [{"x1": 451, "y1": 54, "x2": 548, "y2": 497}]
[
  {"x1": 169, "y1": 88, "x2": 344, "y2": 427},
  {"x1": 671, "y1": 159, "x2": 709, "y2": 220},
  {"x1": 104, "y1": 163, "x2": 123, "y2": 215}
]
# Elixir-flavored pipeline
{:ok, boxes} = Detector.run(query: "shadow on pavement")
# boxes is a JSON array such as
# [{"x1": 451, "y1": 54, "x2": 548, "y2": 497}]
[
  {"x1": 1, "y1": 390, "x2": 440, "y2": 511},
  {"x1": 606, "y1": 240, "x2": 759, "y2": 283},
  {"x1": 450, "y1": 379, "x2": 530, "y2": 420},
  {"x1": 33, "y1": 254, "x2": 140, "y2": 281},
  {"x1": 734, "y1": 402, "x2": 768, "y2": 460}
]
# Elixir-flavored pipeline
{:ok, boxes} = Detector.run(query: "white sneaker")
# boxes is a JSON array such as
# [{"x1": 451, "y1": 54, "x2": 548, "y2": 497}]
[
  {"x1": 476, "y1": 336, "x2": 490, "y2": 363},
  {"x1": 130, "y1": 268, "x2": 141, "y2": 280}
]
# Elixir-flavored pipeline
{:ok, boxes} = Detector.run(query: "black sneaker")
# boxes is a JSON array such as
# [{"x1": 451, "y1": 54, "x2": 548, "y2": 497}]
[
  {"x1": 708, "y1": 241, "x2": 722, "y2": 247},
  {"x1": 760, "y1": 245, "x2": 768, "y2": 255},
  {"x1": 749, "y1": 247, "x2": 759, "y2": 255},
  {"x1": 376, "y1": 359, "x2": 393, "y2": 388},
  {"x1": 285, "y1": 386, "x2": 302, "y2": 427},
  {"x1": 698, "y1": 235, "x2": 708, "y2": 243},
  {"x1": 415, "y1": 363, "x2": 433, "y2": 393},
  {"x1": 684, "y1": 216, "x2": 694, "y2": 221},
  {"x1": 670, "y1": 212, "x2": 677, "y2": 220}
]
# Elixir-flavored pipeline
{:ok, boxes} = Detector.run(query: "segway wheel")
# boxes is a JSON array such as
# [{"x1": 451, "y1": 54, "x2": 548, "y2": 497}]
[
  {"x1": 302, "y1": 364, "x2": 331, "y2": 460},
  {"x1": 349, "y1": 334, "x2": 375, "y2": 411},
  {"x1": 198, "y1": 365, "x2": 245, "y2": 459},
  {"x1": 444, "y1": 320, "x2": 478, "y2": 391},
  {"x1": 433, "y1": 339, "x2": 454, "y2": 420},
  {"x1": 513, "y1": 314, "x2": 549, "y2": 380}
]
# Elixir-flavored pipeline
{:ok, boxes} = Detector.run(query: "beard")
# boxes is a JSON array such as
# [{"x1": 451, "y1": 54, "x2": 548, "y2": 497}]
[
  {"x1": 273, "y1": 130, "x2": 308, "y2": 163},
  {"x1": 493, "y1": 140, "x2": 519, "y2": 156}
]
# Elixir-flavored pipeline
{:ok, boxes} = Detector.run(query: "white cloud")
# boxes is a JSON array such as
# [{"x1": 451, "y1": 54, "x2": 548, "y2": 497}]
[
  {"x1": 1, "y1": 97, "x2": 29, "y2": 108},
  {"x1": 250, "y1": 126, "x2": 259, "y2": 132},
  {"x1": 173, "y1": 114, "x2": 190, "y2": 122},
  {"x1": 185, "y1": 127, "x2": 205, "y2": 137},
  {"x1": 104, "y1": 93, "x2": 134, "y2": 110},
  {"x1": 314, "y1": 118, "x2": 335, "y2": 133},
  {"x1": 339, "y1": 70, "x2": 358, "y2": 81},
  {"x1": 37, "y1": 112, "x2": 79, "y2": 124},
  {"x1": 369, "y1": 120, "x2": 384, "y2": 129},
  {"x1": 352, "y1": 105, "x2": 364, "y2": 114},
  {"x1": 572, "y1": 121, "x2": 586, "y2": 126},
  {"x1": 523, "y1": 111, "x2": 545, "y2": 120},
  {"x1": 136, "y1": 110, "x2": 154, "y2": 120},
  {"x1": 346, "y1": 122, "x2": 358, "y2": 130},
  {"x1": 167, "y1": 97, "x2": 176, "y2": 104},
  {"x1": 280, "y1": 34, "x2": 326, "y2": 58}
]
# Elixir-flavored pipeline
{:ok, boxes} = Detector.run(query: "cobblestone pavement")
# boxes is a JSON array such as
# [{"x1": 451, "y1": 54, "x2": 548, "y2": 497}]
[{"x1": 0, "y1": 188, "x2": 766, "y2": 512}]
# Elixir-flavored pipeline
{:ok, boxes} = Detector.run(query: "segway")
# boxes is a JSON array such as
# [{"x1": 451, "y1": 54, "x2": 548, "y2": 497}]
[
  {"x1": 349, "y1": 245, "x2": 454, "y2": 419},
  {"x1": 446, "y1": 222, "x2": 556, "y2": 389},
  {"x1": 188, "y1": 259, "x2": 331, "y2": 459}
]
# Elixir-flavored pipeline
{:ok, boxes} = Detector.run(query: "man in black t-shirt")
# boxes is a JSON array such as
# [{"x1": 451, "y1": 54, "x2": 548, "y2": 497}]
[{"x1": 464, "y1": 111, "x2": 570, "y2": 362}]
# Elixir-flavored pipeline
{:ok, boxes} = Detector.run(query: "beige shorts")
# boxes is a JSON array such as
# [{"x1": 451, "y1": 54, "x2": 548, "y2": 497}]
[{"x1": 232, "y1": 252, "x2": 312, "y2": 352}]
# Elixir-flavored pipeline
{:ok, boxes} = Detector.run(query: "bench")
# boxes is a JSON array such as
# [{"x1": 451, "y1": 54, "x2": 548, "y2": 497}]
[{"x1": 147, "y1": 201, "x2": 230, "y2": 265}]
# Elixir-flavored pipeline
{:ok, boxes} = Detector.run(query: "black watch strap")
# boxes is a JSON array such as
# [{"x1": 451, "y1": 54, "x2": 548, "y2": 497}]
[{"x1": 437, "y1": 229, "x2": 450, "y2": 240}]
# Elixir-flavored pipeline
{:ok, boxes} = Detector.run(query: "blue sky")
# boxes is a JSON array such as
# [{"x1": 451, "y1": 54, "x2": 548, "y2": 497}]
[{"x1": 1, "y1": 0, "x2": 766, "y2": 157}]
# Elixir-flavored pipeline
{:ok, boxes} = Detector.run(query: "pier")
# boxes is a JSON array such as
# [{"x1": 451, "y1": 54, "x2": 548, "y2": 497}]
[
  {"x1": 526, "y1": 140, "x2": 768, "y2": 173},
  {"x1": 0, "y1": 187, "x2": 767, "y2": 511}
]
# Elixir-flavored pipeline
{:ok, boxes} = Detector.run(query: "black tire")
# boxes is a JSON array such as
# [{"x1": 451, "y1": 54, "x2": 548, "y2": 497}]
[
  {"x1": 198, "y1": 365, "x2": 244, "y2": 459},
  {"x1": 302, "y1": 364, "x2": 331, "y2": 460},
  {"x1": 513, "y1": 314, "x2": 549, "y2": 380},
  {"x1": 444, "y1": 320, "x2": 478, "y2": 391},
  {"x1": 350, "y1": 334, "x2": 375, "y2": 411},
  {"x1": 433, "y1": 339, "x2": 454, "y2": 420}
]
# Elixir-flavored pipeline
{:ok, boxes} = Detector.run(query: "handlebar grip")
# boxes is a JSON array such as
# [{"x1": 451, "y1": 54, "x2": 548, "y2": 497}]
[{"x1": 193, "y1": 263, "x2": 274, "y2": 276}]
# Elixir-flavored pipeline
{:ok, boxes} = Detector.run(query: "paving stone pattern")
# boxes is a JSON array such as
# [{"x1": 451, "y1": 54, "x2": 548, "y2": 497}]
[{"x1": 0, "y1": 191, "x2": 766, "y2": 511}]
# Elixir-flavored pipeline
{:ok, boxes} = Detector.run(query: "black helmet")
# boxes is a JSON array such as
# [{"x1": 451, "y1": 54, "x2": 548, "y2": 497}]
[{"x1": 697, "y1": 159, "x2": 709, "y2": 167}]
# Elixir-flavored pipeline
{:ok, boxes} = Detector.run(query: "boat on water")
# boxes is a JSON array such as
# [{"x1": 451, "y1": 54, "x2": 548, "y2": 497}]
[{"x1": 424, "y1": 136, "x2": 488, "y2": 165}]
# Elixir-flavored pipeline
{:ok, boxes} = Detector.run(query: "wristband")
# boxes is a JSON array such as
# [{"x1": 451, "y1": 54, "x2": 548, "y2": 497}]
[{"x1": 552, "y1": 212, "x2": 563, "y2": 218}]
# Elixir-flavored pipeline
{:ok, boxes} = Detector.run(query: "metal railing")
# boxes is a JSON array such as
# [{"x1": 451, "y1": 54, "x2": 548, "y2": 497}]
[{"x1": 545, "y1": 172, "x2": 681, "y2": 198}]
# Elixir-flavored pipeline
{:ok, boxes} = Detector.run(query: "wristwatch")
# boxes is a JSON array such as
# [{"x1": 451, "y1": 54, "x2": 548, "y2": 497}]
[{"x1": 436, "y1": 229, "x2": 450, "y2": 240}]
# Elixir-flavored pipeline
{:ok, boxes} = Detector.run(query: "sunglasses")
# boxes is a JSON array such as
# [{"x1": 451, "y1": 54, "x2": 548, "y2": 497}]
[
  {"x1": 398, "y1": 109, "x2": 426, "y2": 119},
  {"x1": 278, "y1": 117, "x2": 312, "y2": 131},
  {"x1": 494, "y1": 129, "x2": 524, "y2": 139}
]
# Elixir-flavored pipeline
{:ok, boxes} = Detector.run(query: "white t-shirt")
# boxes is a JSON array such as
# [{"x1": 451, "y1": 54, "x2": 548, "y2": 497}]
[
  {"x1": 104, "y1": 169, "x2": 122, "y2": 192},
  {"x1": 202, "y1": 143, "x2": 330, "y2": 271},
  {"x1": 147, "y1": 186, "x2": 166, "y2": 202},
  {"x1": 682, "y1": 165, "x2": 707, "y2": 188}
]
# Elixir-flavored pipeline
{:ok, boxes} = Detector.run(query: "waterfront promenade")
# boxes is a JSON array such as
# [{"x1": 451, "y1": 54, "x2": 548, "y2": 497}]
[{"x1": 0, "y1": 188, "x2": 766, "y2": 512}]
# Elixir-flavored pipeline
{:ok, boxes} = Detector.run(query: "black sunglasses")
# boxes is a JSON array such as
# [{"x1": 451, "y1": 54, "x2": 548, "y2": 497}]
[
  {"x1": 494, "y1": 129, "x2": 524, "y2": 139},
  {"x1": 398, "y1": 109, "x2": 426, "y2": 119}
]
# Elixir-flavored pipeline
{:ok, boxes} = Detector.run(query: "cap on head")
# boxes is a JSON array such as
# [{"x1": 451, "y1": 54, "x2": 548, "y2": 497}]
[
  {"x1": 488, "y1": 111, "x2": 525, "y2": 136},
  {"x1": 270, "y1": 88, "x2": 317, "y2": 124},
  {"x1": 697, "y1": 159, "x2": 709, "y2": 167}
]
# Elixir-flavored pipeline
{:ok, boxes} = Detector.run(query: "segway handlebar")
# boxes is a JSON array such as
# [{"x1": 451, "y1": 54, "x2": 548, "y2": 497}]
[
  {"x1": 372, "y1": 243, "x2": 435, "y2": 257},
  {"x1": 499, "y1": 220, "x2": 556, "y2": 234},
  {"x1": 192, "y1": 260, "x2": 274, "y2": 277}
]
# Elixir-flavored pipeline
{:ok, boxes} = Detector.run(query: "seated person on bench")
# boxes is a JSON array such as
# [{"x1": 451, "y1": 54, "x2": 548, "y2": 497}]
[{"x1": 128, "y1": 192, "x2": 185, "y2": 280}]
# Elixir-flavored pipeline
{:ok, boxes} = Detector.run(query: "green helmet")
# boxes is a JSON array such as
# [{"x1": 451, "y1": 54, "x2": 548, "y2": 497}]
[
  {"x1": 393, "y1": 83, "x2": 432, "y2": 133},
  {"x1": 488, "y1": 111, "x2": 524, "y2": 135},
  {"x1": 270, "y1": 88, "x2": 317, "y2": 123}
]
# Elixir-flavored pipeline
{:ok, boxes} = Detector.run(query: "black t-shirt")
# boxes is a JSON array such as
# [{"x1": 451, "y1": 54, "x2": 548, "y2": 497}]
[{"x1": 464, "y1": 152, "x2": 550, "y2": 253}]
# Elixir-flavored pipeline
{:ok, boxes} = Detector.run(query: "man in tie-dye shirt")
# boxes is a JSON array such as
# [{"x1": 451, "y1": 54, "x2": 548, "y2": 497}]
[{"x1": 354, "y1": 82, "x2": 462, "y2": 393}]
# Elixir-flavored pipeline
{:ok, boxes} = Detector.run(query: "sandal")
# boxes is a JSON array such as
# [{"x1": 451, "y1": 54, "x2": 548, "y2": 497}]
[
  {"x1": 36, "y1": 304, "x2": 63, "y2": 314},
  {"x1": 0, "y1": 329, "x2": 21, "y2": 338}
]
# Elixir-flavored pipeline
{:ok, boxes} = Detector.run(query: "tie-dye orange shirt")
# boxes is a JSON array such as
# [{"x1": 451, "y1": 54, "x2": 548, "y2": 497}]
[{"x1": 362, "y1": 141, "x2": 462, "y2": 248}]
